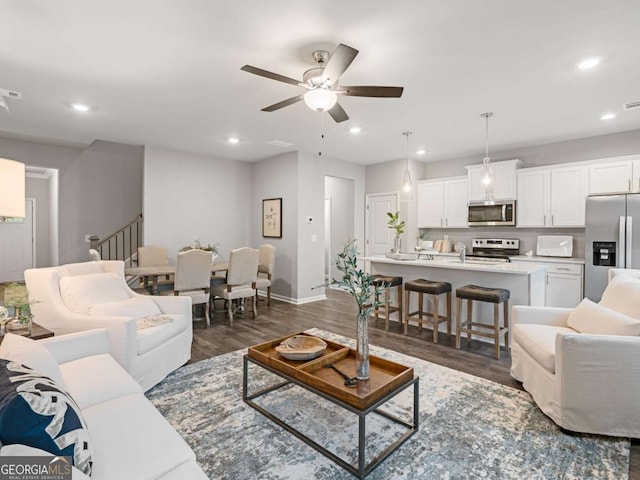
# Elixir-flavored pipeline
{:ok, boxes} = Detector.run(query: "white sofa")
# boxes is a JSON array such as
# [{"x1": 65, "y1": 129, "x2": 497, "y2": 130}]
[
  {"x1": 510, "y1": 268, "x2": 640, "y2": 437},
  {"x1": 24, "y1": 261, "x2": 192, "y2": 391},
  {"x1": 0, "y1": 329, "x2": 207, "y2": 479}
]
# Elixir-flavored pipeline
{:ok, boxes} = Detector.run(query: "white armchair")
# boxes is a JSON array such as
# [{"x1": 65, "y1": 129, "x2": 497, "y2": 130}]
[
  {"x1": 510, "y1": 268, "x2": 640, "y2": 438},
  {"x1": 24, "y1": 260, "x2": 193, "y2": 391}
]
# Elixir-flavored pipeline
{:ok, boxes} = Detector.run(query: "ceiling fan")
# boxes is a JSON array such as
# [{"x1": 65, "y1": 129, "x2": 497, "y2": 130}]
[{"x1": 241, "y1": 43, "x2": 404, "y2": 123}]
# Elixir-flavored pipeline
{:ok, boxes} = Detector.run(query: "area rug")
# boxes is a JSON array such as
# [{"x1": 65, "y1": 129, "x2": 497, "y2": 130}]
[{"x1": 146, "y1": 329, "x2": 630, "y2": 479}]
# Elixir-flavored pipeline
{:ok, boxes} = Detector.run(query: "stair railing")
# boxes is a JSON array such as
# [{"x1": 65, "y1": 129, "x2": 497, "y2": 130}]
[{"x1": 89, "y1": 214, "x2": 143, "y2": 267}]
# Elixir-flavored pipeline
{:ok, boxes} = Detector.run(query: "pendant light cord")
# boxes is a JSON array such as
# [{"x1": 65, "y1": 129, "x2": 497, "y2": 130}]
[{"x1": 485, "y1": 114, "x2": 489, "y2": 159}]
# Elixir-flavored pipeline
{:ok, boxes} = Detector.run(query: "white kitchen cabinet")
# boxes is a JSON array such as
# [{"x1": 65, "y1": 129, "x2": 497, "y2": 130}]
[
  {"x1": 516, "y1": 165, "x2": 587, "y2": 227},
  {"x1": 517, "y1": 169, "x2": 549, "y2": 227},
  {"x1": 545, "y1": 263, "x2": 584, "y2": 308},
  {"x1": 588, "y1": 161, "x2": 634, "y2": 195},
  {"x1": 418, "y1": 181, "x2": 444, "y2": 227},
  {"x1": 510, "y1": 259, "x2": 583, "y2": 308},
  {"x1": 418, "y1": 177, "x2": 468, "y2": 228},
  {"x1": 466, "y1": 159, "x2": 522, "y2": 202},
  {"x1": 443, "y1": 178, "x2": 468, "y2": 227},
  {"x1": 549, "y1": 165, "x2": 588, "y2": 226}
]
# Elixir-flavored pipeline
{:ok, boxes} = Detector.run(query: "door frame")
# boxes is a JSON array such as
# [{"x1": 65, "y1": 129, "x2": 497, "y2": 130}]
[{"x1": 365, "y1": 191, "x2": 399, "y2": 257}]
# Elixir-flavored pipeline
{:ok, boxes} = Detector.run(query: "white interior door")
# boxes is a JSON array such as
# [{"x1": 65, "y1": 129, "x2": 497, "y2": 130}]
[
  {"x1": 366, "y1": 192, "x2": 398, "y2": 256},
  {"x1": 0, "y1": 198, "x2": 36, "y2": 282}
]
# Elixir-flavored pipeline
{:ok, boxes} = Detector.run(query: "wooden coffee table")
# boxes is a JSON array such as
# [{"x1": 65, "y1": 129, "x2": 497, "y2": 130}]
[{"x1": 243, "y1": 332, "x2": 419, "y2": 479}]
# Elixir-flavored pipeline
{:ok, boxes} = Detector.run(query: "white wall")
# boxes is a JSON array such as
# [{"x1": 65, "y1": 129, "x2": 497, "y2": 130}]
[
  {"x1": 298, "y1": 152, "x2": 365, "y2": 302},
  {"x1": 143, "y1": 146, "x2": 252, "y2": 261},
  {"x1": 250, "y1": 152, "x2": 299, "y2": 301}
]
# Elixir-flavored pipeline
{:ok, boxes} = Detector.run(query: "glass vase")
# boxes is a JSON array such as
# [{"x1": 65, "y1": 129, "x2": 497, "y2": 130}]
[
  {"x1": 356, "y1": 311, "x2": 370, "y2": 380},
  {"x1": 392, "y1": 236, "x2": 402, "y2": 254},
  {"x1": 5, "y1": 316, "x2": 32, "y2": 336}
]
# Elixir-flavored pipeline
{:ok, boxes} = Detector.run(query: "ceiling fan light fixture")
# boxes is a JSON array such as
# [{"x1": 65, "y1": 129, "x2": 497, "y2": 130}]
[{"x1": 303, "y1": 89, "x2": 337, "y2": 112}]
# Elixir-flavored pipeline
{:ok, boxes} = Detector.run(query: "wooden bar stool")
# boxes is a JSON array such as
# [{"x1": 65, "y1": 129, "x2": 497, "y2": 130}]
[
  {"x1": 371, "y1": 275, "x2": 403, "y2": 331},
  {"x1": 455, "y1": 285, "x2": 510, "y2": 359},
  {"x1": 403, "y1": 279, "x2": 452, "y2": 342}
]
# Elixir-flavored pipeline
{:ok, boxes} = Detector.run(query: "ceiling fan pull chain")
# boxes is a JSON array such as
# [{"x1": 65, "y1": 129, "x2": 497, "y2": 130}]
[{"x1": 318, "y1": 110, "x2": 325, "y2": 157}]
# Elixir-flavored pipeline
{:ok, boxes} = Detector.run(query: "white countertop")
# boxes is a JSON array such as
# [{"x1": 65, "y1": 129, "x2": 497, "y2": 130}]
[{"x1": 363, "y1": 255, "x2": 546, "y2": 275}]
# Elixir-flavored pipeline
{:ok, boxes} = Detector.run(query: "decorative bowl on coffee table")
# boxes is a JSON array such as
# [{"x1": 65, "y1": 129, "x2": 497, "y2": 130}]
[{"x1": 275, "y1": 335, "x2": 327, "y2": 361}]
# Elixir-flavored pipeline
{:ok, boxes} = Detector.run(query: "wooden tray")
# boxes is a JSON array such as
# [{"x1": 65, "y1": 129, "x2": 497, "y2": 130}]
[{"x1": 247, "y1": 332, "x2": 414, "y2": 410}]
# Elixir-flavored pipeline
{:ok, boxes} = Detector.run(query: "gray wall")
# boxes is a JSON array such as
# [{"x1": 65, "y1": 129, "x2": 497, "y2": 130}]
[
  {"x1": 25, "y1": 176, "x2": 51, "y2": 267},
  {"x1": 250, "y1": 152, "x2": 299, "y2": 300},
  {"x1": 325, "y1": 176, "x2": 354, "y2": 282},
  {"x1": 0, "y1": 137, "x2": 144, "y2": 264},
  {"x1": 143, "y1": 146, "x2": 252, "y2": 261}
]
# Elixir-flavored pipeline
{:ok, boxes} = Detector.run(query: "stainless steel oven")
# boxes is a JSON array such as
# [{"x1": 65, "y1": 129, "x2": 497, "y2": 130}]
[{"x1": 467, "y1": 200, "x2": 516, "y2": 226}]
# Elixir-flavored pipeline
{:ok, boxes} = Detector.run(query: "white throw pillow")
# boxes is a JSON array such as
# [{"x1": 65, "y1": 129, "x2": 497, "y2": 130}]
[
  {"x1": 0, "y1": 333, "x2": 64, "y2": 385},
  {"x1": 59, "y1": 272, "x2": 130, "y2": 314},
  {"x1": 568, "y1": 298, "x2": 640, "y2": 336},
  {"x1": 89, "y1": 296, "x2": 161, "y2": 318},
  {"x1": 600, "y1": 274, "x2": 640, "y2": 319}
]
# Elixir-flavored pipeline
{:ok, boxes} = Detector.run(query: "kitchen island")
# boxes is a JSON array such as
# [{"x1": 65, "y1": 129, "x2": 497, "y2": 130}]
[{"x1": 363, "y1": 255, "x2": 547, "y2": 343}]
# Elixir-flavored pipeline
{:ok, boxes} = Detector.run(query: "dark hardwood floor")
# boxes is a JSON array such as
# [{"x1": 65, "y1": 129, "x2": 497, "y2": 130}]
[{"x1": 194, "y1": 289, "x2": 638, "y2": 479}]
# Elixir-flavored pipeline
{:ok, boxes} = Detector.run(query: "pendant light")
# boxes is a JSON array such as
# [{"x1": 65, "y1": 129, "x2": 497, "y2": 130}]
[
  {"x1": 402, "y1": 131, "x2": 412, "y2": 194},
  {"x1": 480, "y1": 112, "x2": 494, "y2": 200}
]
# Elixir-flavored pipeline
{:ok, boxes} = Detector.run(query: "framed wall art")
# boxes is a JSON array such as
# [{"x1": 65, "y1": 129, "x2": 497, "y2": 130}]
[{"x1": 262, "y1": 198, "x2": 282, "y2": 238}]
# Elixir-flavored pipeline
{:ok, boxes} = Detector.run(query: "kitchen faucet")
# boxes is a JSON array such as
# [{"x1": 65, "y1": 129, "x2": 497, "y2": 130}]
[{"x1": 459, "y1": 244, "x2": 466, "y2": 263}]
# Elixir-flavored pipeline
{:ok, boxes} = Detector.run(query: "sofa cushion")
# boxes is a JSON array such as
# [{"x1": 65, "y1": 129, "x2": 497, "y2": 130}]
[
  {"x1": 600, "y1": 274, "x2": 640, "y2": 319},
  {"x1": 568, "y1": 298, "x2": 640, "y2": 336},
  {"x1": 59, "y1": 354, "x2": 142, "y2": 410},
  {"x1": 136, "y1": 314, "x2": 187, "y2": 355},
  {"x1": 82, "y1": 393, "x2": 195, "y2": 480},
  {"x1": 512, "y1": 324, "x2": 577, "y2": 373},
  {"x1": 0, "y1": 359, "x2": 92, "y2": 476},
  {"x1": 88, "y1": 295, "x2": 161, "y2": 318},
  {"x1": 59, "y1": 272, "x2": 130, "y2": 314},
  {"x1": 0, "y1": 333, "x2": 63, "y2": 386}
]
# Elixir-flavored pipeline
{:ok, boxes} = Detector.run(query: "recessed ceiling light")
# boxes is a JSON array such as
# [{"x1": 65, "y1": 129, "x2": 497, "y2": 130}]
[
  {"x1": 227, "y1": 137, "x2": 240, "y2": 144},
  {"x1": 601, "y1": 113, "x2": 616, "y2": 120},
  {"x1": 578, "y1": 57, "x2": 601, "y2": 70},
  {"x1": 71, "y1": 103, "x2": 90, "y2": 112},
  {"x1": 349, "y1": 127, "x2": 361, "y2": 134},
  {"x1": 416, "y1": 149, "x2": 426, "y2": 155}
]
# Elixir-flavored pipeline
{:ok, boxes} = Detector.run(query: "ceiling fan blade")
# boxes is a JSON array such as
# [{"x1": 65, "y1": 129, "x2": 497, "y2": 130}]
[
  {"x1": 337, "y1": 86, "x2": 404, "y2": 98},
  {"x1": 321, "y1": 44, "x2": 359, "y2": 85},
  {"x1": 261, "y1": 94, "x2": 305, "y2": 112},
  {"x1": 241, "y1": 65, "x2": 301, "y2": 86},
  {"x1": 328, "y1": 102, "x2": 349, "y2": 123}
]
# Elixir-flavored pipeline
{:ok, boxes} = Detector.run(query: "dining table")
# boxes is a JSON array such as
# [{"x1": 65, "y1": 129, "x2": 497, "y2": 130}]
[{"x1": 125, "y1": 262, "x2": 229, "y2": 295}]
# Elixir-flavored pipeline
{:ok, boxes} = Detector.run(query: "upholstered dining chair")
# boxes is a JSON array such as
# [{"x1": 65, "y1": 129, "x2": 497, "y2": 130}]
[
  {"x1": 211, "y1": 247, "x2": 259, "y2": 324},
  {"x1": 256, "y1": 244, "x2": 276, "y2": 306},
  {"x1": 137, "y1": 245, "x2": 173, "y2": 292},
  {"x1": 161, "y1": 248, "x2": 211, "y2": 327}
]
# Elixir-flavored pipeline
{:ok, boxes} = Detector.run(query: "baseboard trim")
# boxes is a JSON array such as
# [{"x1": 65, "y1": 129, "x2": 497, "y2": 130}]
[{"x1": 260, "y1": 291, "x2": 327, "y2": 305}]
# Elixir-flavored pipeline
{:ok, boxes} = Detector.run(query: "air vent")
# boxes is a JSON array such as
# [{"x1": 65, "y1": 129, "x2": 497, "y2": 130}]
[
  {"x1": 266, "y1": 140, "x2": 294, "y2": 148},
  {"x1": 0, "y1": 88, "x2": 22, "y2": 99},
  {"x1": 623, "y1": 101, "x2": 640, "y2": 111}
]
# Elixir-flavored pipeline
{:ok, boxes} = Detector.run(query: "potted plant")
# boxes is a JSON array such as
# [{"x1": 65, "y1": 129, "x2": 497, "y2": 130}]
[
  {"x1": 3, "y1": 283, "x2": 35, "y2": 335},
  {"x1": 180, "y1": 239, "x2": 220, "y2": 261},
  {"x1": 386, "y1": 211, "x2": 406, "y2": 253},
  {"x1": 334, "y1": 239, "x2": 384, "y2": 380}
]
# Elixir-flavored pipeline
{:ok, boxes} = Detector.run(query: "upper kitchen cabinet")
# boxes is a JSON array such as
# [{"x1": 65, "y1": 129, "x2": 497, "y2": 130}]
[
  {"x1": 418, "y1": 176, "x2": 468, "y2": 228},
  {"x1": 517, "y1": 164, "x2": 587, "y2": 227},
  {"x1": 587, "y1": 155, "x2": 640, "y2": 195},
  {"x1": 466, "y1": 159, "x2": 522, "y2": 201}
]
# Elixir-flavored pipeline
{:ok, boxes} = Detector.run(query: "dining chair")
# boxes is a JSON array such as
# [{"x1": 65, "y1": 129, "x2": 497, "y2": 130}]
[
  {"x1": 137, "y1": 245, "x2": 173, "y2": 292},
  {"x1": 160, "y1": 248, "x2": 211, "y2": 327},
  {"x1": 256, "y1": 244, "x2": 276, "y2": 306},
  {"x1": 211, "y1": 247, "x2": 259, "y2": 324}
]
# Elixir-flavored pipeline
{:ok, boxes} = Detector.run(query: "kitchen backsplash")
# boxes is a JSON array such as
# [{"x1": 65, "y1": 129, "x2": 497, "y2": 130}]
[{"x1": 418, "y1": 227, "x2": 586, "y2": 258}]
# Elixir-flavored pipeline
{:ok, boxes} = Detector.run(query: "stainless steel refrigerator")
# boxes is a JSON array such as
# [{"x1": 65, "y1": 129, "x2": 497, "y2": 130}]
[{"x1": 585, "y1": 193, "x2": 640, "y2": 301}]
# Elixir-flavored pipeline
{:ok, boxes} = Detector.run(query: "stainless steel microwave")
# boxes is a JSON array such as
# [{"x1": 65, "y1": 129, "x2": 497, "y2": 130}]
[{"x1": 468, "y1": 201, "x2": 516, "y2": 226}]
